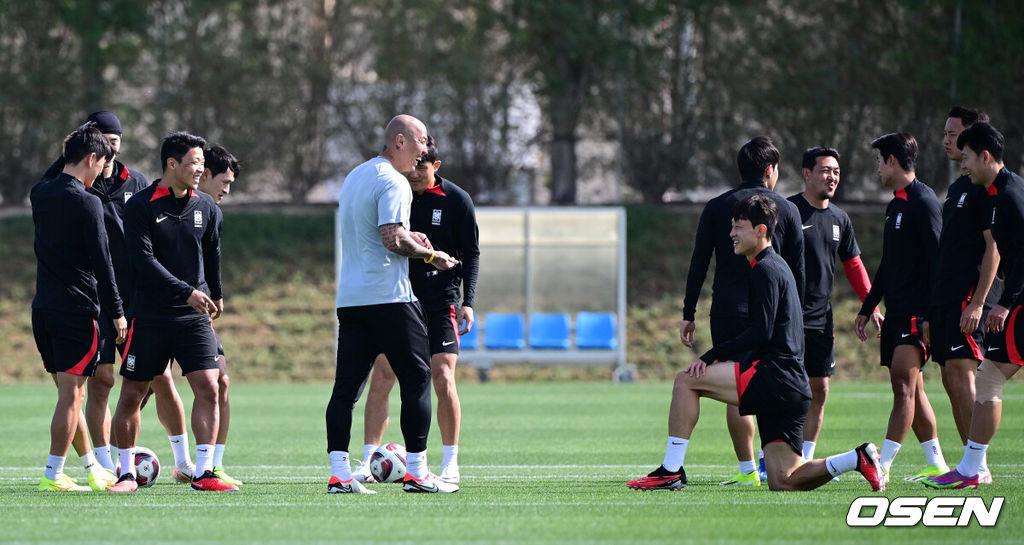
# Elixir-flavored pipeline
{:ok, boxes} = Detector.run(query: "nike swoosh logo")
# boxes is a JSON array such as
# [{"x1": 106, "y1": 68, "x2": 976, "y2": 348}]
[
  {"x1": 442, "y1": 341, "x2": 455, "y2": 346},
  {"x1": 901, "y1": 333, "x2": 911, "y2": 338},
  {"x1": 968, "y1": 446, "x2": 984, "y2": 450},
  {"x1": 156, "y1": 215, "x2": 168, "y2": 223},
  {"x1": 986, "y1": 347, "x2": 998, "y2": 352},
  {"x1": 670, "y1": 441, "x2": 685, "y2": 445},
  {"x1": 951, "y1": 345, "x2": 965, "y2": 351},
  {"x1": 802, "y1": 225, "x2": 813, "y2": 230}
]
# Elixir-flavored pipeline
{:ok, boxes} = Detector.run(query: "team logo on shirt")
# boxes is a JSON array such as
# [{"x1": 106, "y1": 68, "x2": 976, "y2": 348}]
[
  {"x1": 124, "y1": 192, "x2": 133, "y2": 203},
  {"x1": 832, "y1": 224, "x2": 840, "y2": 241},
  {"x1": 125, "y1": 355, "x2": 136, "y2": 372},
  {"x1": 194, "y1": 210, "x2": 203, "y2": 228},
  {"x1": 432, "y1": 209, "x2": 442, "y2": 225},
  {"x1": 957, "y1": 193, "x2": 967, "y2": 208},
  {"x1": 895, "y1": 213, "x2": 903, "y2": 229}
]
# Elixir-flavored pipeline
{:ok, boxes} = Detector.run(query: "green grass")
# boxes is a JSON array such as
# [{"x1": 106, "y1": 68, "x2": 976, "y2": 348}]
[{"x1": 1, "y1": 380, "x2": 1021, "y2": 543}]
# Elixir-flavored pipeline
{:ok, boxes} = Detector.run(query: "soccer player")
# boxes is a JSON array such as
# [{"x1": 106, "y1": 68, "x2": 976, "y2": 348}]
[
  {"x1": 32, "y1": 123, "x2": 127, "y2": 491},
  {"x1": 925, "y1": 122, "x2": 1024, "y2": 489},
  {"x1": 356, "y1": 136, "x2": 480, "y2": 484},
  {"x1": 682, "y1": 136, "x2": 805, "y2": 486},
  {"x1": 855, "y1": 132, "x2": 948, "y2": 481},
  {"x1": 196, "y1": 144, "x2": 243, "y2": 487},
  {"x1": 788, "y1": 147, "x2": 874, "y2": 463},
  {"x1": 628, "y1": 194, "x2": 885, "y2": 492},
  {"x1": 108, "y1": 131, "x2": 236, "y2": 492},
  {"x1": 930, "y1": 107, "x2": 998, "y2": 484},
  {"x1": 327, "y1": 115, "x2": 459, "y2": 494}
]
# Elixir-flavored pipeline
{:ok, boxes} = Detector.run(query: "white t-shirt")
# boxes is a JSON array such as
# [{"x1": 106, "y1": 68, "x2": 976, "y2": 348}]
[{"x1": 336, "y1": 156, "x2": 416, "y2": 307}]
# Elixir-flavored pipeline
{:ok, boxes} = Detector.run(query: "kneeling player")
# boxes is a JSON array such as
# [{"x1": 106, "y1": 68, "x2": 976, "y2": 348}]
[{"x1": 627, "y1": 194, "x2": 886, "y2": 492}]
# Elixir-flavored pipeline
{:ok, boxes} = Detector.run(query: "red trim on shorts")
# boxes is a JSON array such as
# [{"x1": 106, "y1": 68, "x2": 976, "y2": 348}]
[
  {"x1": 962, "y1": 294, "x2": 984, "y2": 361},
  {"x1": 67, "y1": 319, "x2": 99, "y2": 375},
  {"x1": 736, "y1": 360, "x2": 759, "y2": 400},
  {"x1": 1007, "y1": 306, "x2": 1023, "y2": 366},
  {"x1": 910, "y1": 316, "x2": 918, "y2": 336},
  {"x1": 448, "y1": 304, "x2": 459, "y2": 348},
  {"x1": 122, "y1": 319, "x2": 135, "y2": 360}
]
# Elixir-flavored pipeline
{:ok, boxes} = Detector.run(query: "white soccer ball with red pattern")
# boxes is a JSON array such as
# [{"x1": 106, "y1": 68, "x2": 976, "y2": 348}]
[
  {"x1": 117, "y1": 446, "x2": 160, "y2": 487},
  {"x1": 369, "y1": 443, "x2": 407, "y2": 483}
]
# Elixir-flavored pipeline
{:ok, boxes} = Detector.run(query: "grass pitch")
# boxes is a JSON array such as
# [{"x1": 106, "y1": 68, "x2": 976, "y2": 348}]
[{"x1": 0, "y1": 380, "x2": 1021, "y2": 544}]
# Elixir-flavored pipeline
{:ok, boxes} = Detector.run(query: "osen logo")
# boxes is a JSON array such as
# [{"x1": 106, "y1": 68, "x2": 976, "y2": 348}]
[{"x1": 846, "y1": 496, "x2": 1003, "y2": 527}]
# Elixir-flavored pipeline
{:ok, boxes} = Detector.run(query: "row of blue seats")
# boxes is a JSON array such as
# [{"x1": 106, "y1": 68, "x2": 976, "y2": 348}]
[{"x1": 460, "y1": 312, "x2": 618, "y2": 350}]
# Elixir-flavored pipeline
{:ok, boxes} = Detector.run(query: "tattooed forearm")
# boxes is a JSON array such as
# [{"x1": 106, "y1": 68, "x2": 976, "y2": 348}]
[{"x1": 380, "y1": 223, "x2": 430, "y2": 258}]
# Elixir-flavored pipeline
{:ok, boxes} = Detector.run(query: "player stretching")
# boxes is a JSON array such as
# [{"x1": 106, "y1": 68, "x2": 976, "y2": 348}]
[
  {"x1": 788, "y1": 147, "x2": 874, "y2": 463},
  {"x1": 327, "y1": 115, "x2": 458, "y2": 494},
  {"x1": 855, "y1": 132, "x2": 948, "y2": 481},
  {"x1": 682, "y1": 136, "x2": 805, "y2": 486},
  {"x1": 930, "y1": 107, "x2": 998, "y2": 484},
  {"x1": 357, "y1": 136, "x2": 480, "y2": 484},
  {"x1": 108, "y1": 132, "x2": 235, "y2": 492},
  {"x1": 628, "y1": 194, "x2": 885, "y2": 492},
  {"x1": 195, "y1": 144, "x2": 243, "y2": 487},
  {"x1": 925, "y1": 122, "x2": 1024, "y2": 489},
  {"x1": 32, "y1": 124, "x2": 127, "y2": 491}
]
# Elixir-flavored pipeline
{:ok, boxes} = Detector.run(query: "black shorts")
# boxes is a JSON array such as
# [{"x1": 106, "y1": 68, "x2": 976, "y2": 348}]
[
  {"x1": 96, "y1": 309, "x2": 126, "y2": 364},
  {"x1": 32, "y1": 309, "x2": 100, "y2": 376},
  {"x1": 879, "y1": 314, "x2": 928, "y2": 367},
  {"x1": 120, "y1": 315, "x2": 220, "y2": 381},
  {"x1": 212, "y1": 324, "x2": 225, "y2": 357},
  {"x1": 930, "y1": 302, "x2": 985, "y2": 365},
  {"x1": 735, "y1": 359, "x2": 810, "y2": 455},
  {"x1": 803, "y1": 313, "x2": 836, "y2": 378},
  {"x1": 422, "y1": 301, "x2": 460, "y2": 355},
  {"x1": 710, "y1": 315, "x2": 751, "y2": 361},
  {"x1": 984, "y1": 304, "x2": 1024, "y2": 366}
]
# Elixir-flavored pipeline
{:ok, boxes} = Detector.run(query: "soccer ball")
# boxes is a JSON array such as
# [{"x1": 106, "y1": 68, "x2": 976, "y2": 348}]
[
  {"x1": 369, "y1": 443, "x2": 407, "y2": 483},
  {"x1": 133, "y1": 447, "x2": 161, "y2": 487}
]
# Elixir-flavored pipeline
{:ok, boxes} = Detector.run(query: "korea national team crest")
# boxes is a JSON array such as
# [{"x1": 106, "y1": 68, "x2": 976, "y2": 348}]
[
  {"x1": 895, "y1": 213, "x2": 903, "y2": 229},
  {"x1": 125, "y1": 355, "x2": 136, "y2": 372},
  {"x1": 432, "y1": 209, "x2": 442, "y2": 226},
  {"x1": 832, "y1": 224, "x2": 840, "y2": 242},
  {"x1": 194, "y1": 210, "x2": 203, "y2": 228},
  {"x1": 124, "y1": 192, "x2": 133, "y2": 203},
  {"x1": 957, "y1": 192, "x2": 967, "y2": 208}
]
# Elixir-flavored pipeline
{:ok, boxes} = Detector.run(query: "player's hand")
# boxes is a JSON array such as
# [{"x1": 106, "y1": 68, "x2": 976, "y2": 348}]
[
  {"x1": 684, "y1": 359, "x2": 708, "y2": 378},
  {"x1": 855, "y1": 312, "x2": 882, "y2": 341},
  {"x1": 411, "y1": 231, "x2": 433, "y2": 250},
  {"x1": 113, "y1": 316, "x2": 128, "y2": 344},
  {"x1": 960, "y1": 301, "x2": 983, "y2": 334},
  {"x1": 457, "y1": 305, "x2": 475, "y2": 335},
  {"x1": 210, "y1": 299, "x2": 224, "y2": 320},
  {"x1": 428, "y1": 250, "x2": 458, "y2": 271},
  {"x1": 986, "y1": 304, "x2": 1009, "y2": 333},
  {"x1": 187, "y1": 289, "x2": 215, "y2": 315},
  {"x1": 921, "y1": 320, "x2": 931, "y2": 347},
  {"x1": 679, "y1": 320, "x2": 696, "y2": 348}
]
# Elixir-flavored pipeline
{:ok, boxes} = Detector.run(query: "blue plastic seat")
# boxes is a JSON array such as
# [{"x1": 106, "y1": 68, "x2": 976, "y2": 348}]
[
  {"x1": 529, "y1": 313, "x2": 571, "y2": 349},
  {"x1": 576, "y1": 312, "x2": 618, "y2": 349},
  {"x1": 483, "y1": 313, "x2": 526, "y2": 349},
  {"x1": 460, "y1": 322, "x2": 479, "y2": 350}
]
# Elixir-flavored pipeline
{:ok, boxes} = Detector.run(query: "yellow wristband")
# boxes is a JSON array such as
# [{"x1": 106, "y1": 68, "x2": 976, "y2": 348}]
[{"x1": 424, "y1": 251, "x2": 435, "y2": 264}]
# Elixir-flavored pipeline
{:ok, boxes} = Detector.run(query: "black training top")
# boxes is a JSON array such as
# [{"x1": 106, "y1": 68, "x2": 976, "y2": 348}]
[
  {"x1": 408, "y1": 176, "x2": 480, "y2": 308},
  {"x1": 701, "y1": 248, "x2": 808, "y2": 399},
  {"x1": 932, "y1": 174, "x2": 1002, "y2": 307},
  {"x1": 989, "y1": 168, "x2": 1024, "y2": 309},
  {"x1": 684, "y1": 180, "x2": 805, "y2": 321},
  {"x1": 787, "y1": 194, "x2": 860, "y2": 329},
  {"x1": 124, "y1": 181, "x2": 222, "y2": 319},
  {"x1": 859, "y1": 179, "x2": 941, "y2": 318},
  {"x1": 30, "y1": 173, "x2": 124, "y2": 319}
]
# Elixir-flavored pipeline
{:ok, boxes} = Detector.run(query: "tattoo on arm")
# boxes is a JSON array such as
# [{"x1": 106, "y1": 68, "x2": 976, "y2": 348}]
[{"x1": 380, "y1": 223, "x2": 429, "y2": 258}]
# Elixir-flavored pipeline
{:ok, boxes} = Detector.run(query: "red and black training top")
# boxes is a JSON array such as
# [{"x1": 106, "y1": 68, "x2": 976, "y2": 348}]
[
  {"x1": 124, "y1": 181, "x2": 222, "y2": 319},
  {"x1": 407, "y1": 176, "x2": 480, "y2": 308},
  {"x1": 988, "y1": 168, "x2": 1024, "y2": 309},
  {"x1": 932, "y1": 174, "x2": 1001, "y2": 307}
]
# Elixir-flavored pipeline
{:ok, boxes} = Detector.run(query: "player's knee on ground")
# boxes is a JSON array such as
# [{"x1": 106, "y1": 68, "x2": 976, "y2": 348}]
[{"x1": 976, "y1": 361, "x2": 1008, "y2": 403}]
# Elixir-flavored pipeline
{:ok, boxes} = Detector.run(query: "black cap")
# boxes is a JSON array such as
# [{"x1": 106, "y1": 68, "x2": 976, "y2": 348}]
[{"x1": 86, "y1": 111, "x2": 122, "y2": 136}]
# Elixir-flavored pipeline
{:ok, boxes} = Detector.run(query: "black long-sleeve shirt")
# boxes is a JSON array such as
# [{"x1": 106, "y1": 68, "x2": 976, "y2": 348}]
[
  {"x1": 932, "y1": 175, "x2": 1002, "y2": 307},
  {"x1": 684, "y1": 180, "x2": 805, "y2": 321},
  {"x1": 859, "y1": 179, "x2": 941, "y2": 318},
  {"x1": 989, "y1": 168, "x2": 1024, "y2": 308},
  {"x1": 124, "y1": 182, "x2": 222, "y2": 319},
  {"x1": 407, "y1": 177, "x2": 480, "y2": 307},
  {"x1": 30, "y1": 173, "x2": 124, "y2": 319}
]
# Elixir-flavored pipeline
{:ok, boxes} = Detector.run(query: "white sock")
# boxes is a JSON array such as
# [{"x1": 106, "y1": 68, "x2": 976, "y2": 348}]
[
  {"x1": 212, "y1": 444, "x2": 226, "y2": 468},
  {"x1": 363, "y1": 444, "x2": 378, "y2": 463},
  {"x1": 825, "y1": 450, "x2": 858, "y2": 477},
  {"x1": 329, "y1": 451, "x2": 352, "y2": 480},
  {"x1": 118, "y1": 447, "x2": 137, "y2": 478},
  {"x1": 45, "y1": 455, "x2": 65, "y2": 481},
  {"x1": 662, "y1": 436, "x2": 689, "y2": 472},
  {"x1": 442, "y1": 445, "x2": 459, "y2": 468},
  {"x1": 195, "y1": 444, "x2": 214, "y2": 474},
  {"x1": 802, "y1": 441, "x2": 816, "y2": 462},
  {"x1": 169, "y1": 434, "x2": 191, "y2": 467},
  {"x1": 879, "y1": 439, "x2": 901, "y2": 472},
  {"x1": 80, "y1": 452, "x2": 100, "y2": 474},
  {"x1": 738, "y1": 459, "x2": 755, "y2": 474},
  {"x1": 406, "y1": 450, "x2": 428, "y2": 479},
  {"x1": 980, "y1": 452, "x2": 990, "y2": 474},
  {"x1": 920, "y1": 438, "x2": 947, "y2": 468},
  {"x1": 956, "y1": 440, "x2": 987, "y2": 477},
  {"x1": 93, "y1": 445, "x2": 115, "y2": 472}
]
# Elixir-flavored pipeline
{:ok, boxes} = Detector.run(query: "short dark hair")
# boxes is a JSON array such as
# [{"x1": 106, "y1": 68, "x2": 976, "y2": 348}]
[
  {"x1": 160, "y1": 131, "x2": 207, "y2": 171},
  {"x1": 204, "y1": 144, "x2": 240, "y2": 178},
  {"x1": 801, "y1": 147, "x2": 840, "y2": 170},
  {"x1": 957, "y1": 122, "x2": 1004, "y2": 162},
  {"x1": 737, "y1": 136, "x2": 781, "y2": 181},
  {"x1": 421, "y1": 135, "x2": 439, "y2": 163},
  {"x1": 63, "y1": 122, "x2": 115, "y2": 165},
  {"x1": 947, "y1": 106, "x2": 990, "y2": 128},
  {"x1": 732, "y1": 193, "x2": 777, "y2": 240},
  {"x1": 870, "y1": 132, "x2": 918, "y2": 172}
]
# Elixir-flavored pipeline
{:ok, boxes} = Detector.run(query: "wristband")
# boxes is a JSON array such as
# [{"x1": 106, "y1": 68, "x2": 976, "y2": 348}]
[{"x1": 424, "y1": 251, "x2": 435, "y2": 264}]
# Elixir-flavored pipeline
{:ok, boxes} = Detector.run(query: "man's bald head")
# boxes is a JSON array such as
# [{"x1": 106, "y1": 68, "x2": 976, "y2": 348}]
[
  {"x1": 383, "y1": 114, "x2": 426, "y2": 148},
  {"x1": 380, "y1": 114, "x2": 429, "y2": 172}
]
